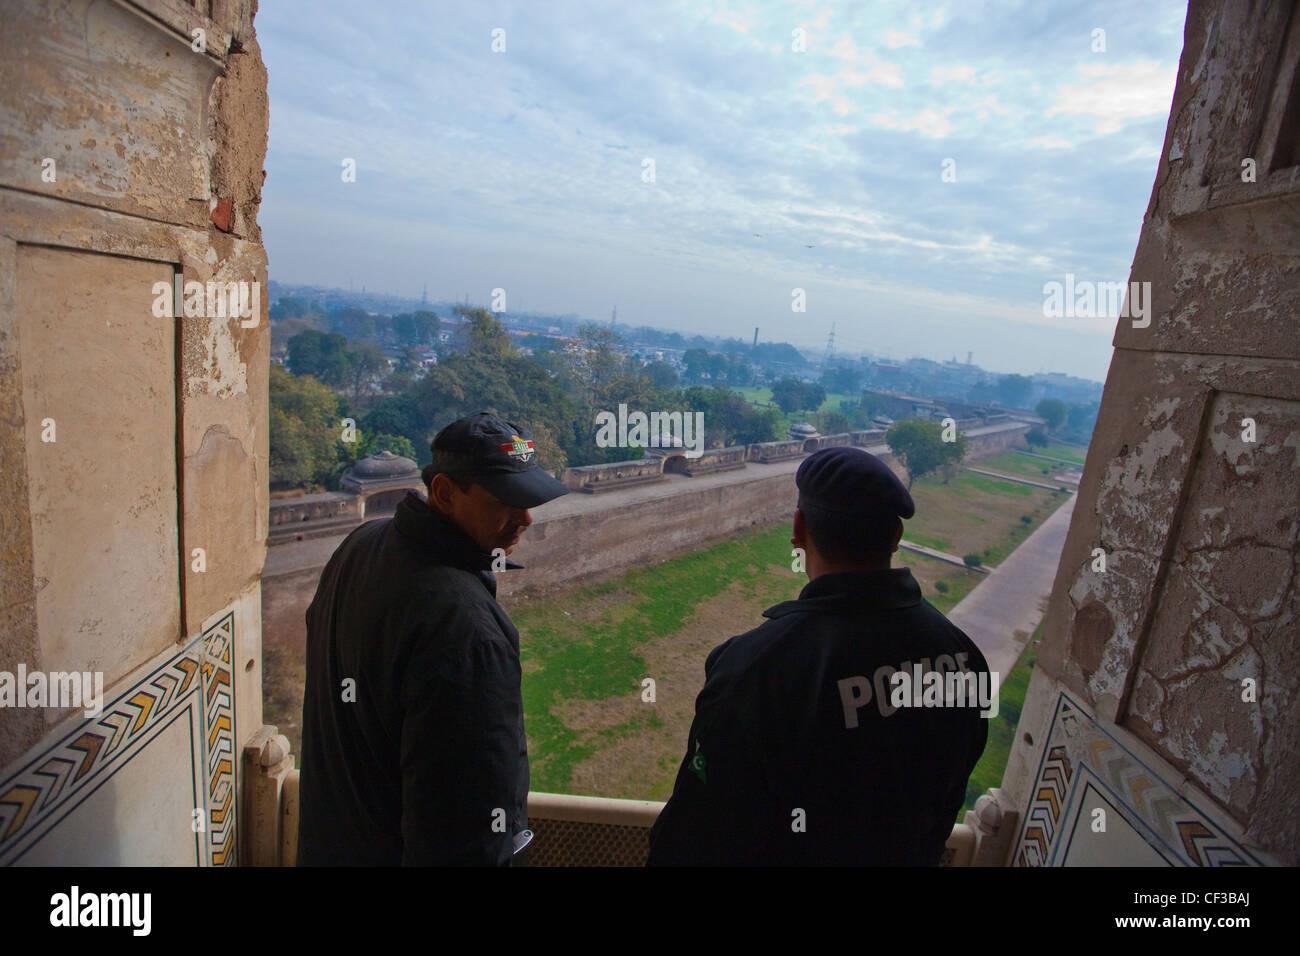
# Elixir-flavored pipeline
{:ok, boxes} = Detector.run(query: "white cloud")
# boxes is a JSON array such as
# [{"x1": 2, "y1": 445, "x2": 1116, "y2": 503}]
[
  {"x1": 709, "y1": 6, "x2": 754, "y2": 35},
  {"x1": 1046, "y1": 61, "x2": 1177, "y2": 135},
  {"x1": 929, "y1": 64, "x2": 977, "y2": 85},
  {"x1": 828, "y1": 33, "x2": 858, "y2": 60},
  {"x1": 882, "y1": 29, "x2": 919, "y2": 48},
  {"x1": 841, "y1": 60, "x2": 904, "y2": 89},
  {"x1": 1126, "y1": 144, "x2": 1161, "y2": 161},
  {"x1": 1029, "y1": 136, "x2": 1074, "y2": 149},
  {"x1": 869, "y1": 107, "x2": 955, "y2": 139}
]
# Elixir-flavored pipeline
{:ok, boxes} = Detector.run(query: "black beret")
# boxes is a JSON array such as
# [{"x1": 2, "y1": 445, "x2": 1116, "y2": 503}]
[{"x1": 796, "y1": 447, "x2": 915, "y2": 520}]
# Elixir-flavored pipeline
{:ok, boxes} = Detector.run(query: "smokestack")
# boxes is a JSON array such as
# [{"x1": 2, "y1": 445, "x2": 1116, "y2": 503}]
[
  {"x1": 753, "y1": 327, "x2": 759, "y2": 348},
  {"x1": 967, "y1": 351, "x2": 973, "y2": 365}
]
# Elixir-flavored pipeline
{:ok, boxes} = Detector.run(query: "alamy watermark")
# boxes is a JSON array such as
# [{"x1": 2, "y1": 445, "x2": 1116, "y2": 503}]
[
  {"x1": 837, "y1": 655, "x2": 1000, "y2": 722},
  {"x1": 1042, "y1": 273, "x2": 1151, "y2": 328},
  {"x1": 0, "y1": 666, "x2": 104, "y2": 718},
  {"x1": 151, "y1": 277, "x2": 260, "y2": 326},
  {"x1": 594, "y1": 403, "x2": 705, "y2": 459},
  {"x1": 50, "y1": 885, "x2": 150, "y2": 935}
]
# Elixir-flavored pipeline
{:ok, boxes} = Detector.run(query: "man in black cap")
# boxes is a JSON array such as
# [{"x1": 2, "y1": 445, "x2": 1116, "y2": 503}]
[
  {"x1": 297, "y1": 412, "x2": 568, "y2": 865},
  {"x1": 648, "y1": 446, "x2": 991, "y2": 865}
]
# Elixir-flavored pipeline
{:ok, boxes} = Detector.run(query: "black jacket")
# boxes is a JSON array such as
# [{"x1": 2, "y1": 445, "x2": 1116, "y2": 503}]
[
  {"x1": 296, "y1": 491, "x2": 528, "y2": 865},
  {"x1": 648, "y1": 568, "x2": 990, "y2": 866}
]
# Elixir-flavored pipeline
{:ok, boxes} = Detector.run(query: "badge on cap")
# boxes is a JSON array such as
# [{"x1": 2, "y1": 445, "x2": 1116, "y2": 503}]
[{"x1": 501, "y1": 435, "x2": 535, "y2": 463}]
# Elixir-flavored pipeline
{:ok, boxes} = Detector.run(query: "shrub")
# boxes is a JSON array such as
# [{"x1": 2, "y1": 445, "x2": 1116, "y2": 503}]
[
  {"x1": 1020, "y1": 515, "x2": 1033, "y2": 525},
  {"x1": 963, "y1": 553, "x2": 983, "y2": 568},
  {"x1": 935, "y1": 580, "x2": 950, "y2": 594}
]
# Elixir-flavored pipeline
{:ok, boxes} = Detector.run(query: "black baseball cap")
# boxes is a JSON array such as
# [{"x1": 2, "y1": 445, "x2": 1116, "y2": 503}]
[
  {"x1": 795, "y1": 447, "x2": 915, "y2": 521},
  {"x1": 424, "y1": 412, "x2": 569, "y2": 509}
]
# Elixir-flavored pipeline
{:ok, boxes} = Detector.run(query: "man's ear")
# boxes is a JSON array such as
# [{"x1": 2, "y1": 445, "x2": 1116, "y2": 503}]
[
  {"x1": 890, "y1": 517, "x2": 904, "y2": 553},
  {"x1": 792, "y1": 507, "x2": 807, "y2": 548},
  {"x1": 428, "y1": 473, "x2": 457, "y2": 515}
]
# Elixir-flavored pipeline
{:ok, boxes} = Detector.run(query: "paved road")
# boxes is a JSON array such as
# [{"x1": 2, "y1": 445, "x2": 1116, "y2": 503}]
[{"x1": 947, "y1": 494, "x2": 1077, "y2": 681}]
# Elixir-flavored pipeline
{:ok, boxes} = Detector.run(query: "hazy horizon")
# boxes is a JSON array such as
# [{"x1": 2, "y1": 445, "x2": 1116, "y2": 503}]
[{"x1": 258, "y1": 0, "x2": 1189, "y2": 383}]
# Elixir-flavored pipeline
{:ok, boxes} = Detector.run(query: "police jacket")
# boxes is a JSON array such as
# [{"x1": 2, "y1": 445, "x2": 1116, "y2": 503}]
[
  {"x1": 297, "y1": 491, "x2": 528, "y2": 866},
  {"x1": 648, "y1": 568, "x2": 990, "y2": 866}
]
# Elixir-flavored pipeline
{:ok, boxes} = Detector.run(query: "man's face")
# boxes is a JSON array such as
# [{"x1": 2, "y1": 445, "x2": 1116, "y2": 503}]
[{"x1": 437, "y1": 477, "x2": 533, "y2": 555}]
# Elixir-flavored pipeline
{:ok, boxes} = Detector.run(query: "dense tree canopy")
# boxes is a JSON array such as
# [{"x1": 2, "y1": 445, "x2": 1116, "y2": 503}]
[
  {"x1": 1036, "y1": 398, "x2": 1068, "y2": 431},
  {"x1": 771, "y1": 377, "x2": 826, "y2": 414},
  {"x1": 886, "y1": 418, "x2": 967, "y2": 489},
  {"x1": 269, "y1": 364, "x2": 343, "y2": 489}
]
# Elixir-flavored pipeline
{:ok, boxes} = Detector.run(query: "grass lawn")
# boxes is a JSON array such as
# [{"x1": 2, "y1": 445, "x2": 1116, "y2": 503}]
[
  {"x1": 1036, "y1": 444, "x2": 1086, "y2": 465},
  {"x1": 505, "y1": 471, "x2": 1069, "y2": 800},
  {"x1": 979, "y1": 449, "x2": 1070, "y2": 480},
  {"x1": 731, "y1": 386, "x2": 854, "y2": 424},
  {"x1": 905, "y1": 469, "x2": 1069, "y2": 566}
]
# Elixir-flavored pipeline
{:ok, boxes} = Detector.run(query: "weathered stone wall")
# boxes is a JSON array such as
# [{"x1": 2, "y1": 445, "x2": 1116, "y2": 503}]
[
  {"x1": 269, "y1": 493, "x2": 360, "y2": 527},
  {"x1": 747, "y1": 439, "x2": 805, "y2": 462},
  {"x1": 1001, "y1": 0, "x2": 1299, "y2": 866},
  {"x1": 560, "y1": 456, "x2": 666, "y2": 492},
  {"x1": 0, "y1": 0, "x2": 269, "y2": 865}
]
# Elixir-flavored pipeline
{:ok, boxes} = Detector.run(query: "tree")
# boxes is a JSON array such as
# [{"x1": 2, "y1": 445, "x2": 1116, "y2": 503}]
[
  {"x1": 269, "y1": 364, "x2": 343, "y2": 489},
  {"x1": 727, "y1": 358, "x2": 753, "y2": 387},
  {"x1": 645, "y1": 361, "x2": 678, "y2": 389},
  {"x1": 410, "y1": 311, "x2": 576, "y2": 472},
  {"x1": 269, "y1": 295, "x2": 325, "y2": 323},
  {"x1": 771, "y1": 377, "x2": 804, "y2": 414},
  {"x1": 993, "y1": 374, "x2": 1033, "y2": 409},
  {"x1": 1036, "y1": 398, "x2": 1068, "y2": 432},
  {"x1": 287, "y1": 329, "x2": 352, "y2": 387},
  {"x1": 886, "y1": 419, "x2": 965, "y2": 489},
  {"x1": 1025, "y1": 427, "x2": 1049, "y2": 447},
  {"x1": 363, "y1": 394, "x2": 425, "y2": 458},
  {"x1": 771, "y1": 377, "x2": 823, "y2": 414},
  {"x1": 391, "y1": 310, "x2": 440, "y2": 347},
  {"x1": 329, "y1": 306, "x2": 375, "y2": 340},
  {"x1": 345, "y1": 341, "x2": 388, "y2": 407},
  {"x1": 355, "y1": 430, "x2": 418, "y2": 462},
  {"x1": 1066, "y1": 402, "x2": 1099, "y2": 442},
  {"x1": 682, "y1": 348, "x2": 709, "y2": 383}
]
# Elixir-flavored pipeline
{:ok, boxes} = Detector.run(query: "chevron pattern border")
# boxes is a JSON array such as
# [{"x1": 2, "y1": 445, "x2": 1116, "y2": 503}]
[
  {"x1": 1014, "y1": 693, "x2": 1262, "y2": 867},
  {"x1": 0, "y1": 611, "x2": 237, "y2": 866},
  {"x1": 200, "y1": 613, "x2": 236, "y2": 866}
]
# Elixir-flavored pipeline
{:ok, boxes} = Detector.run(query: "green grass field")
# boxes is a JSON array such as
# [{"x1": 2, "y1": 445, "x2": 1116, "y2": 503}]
[
  {"x1": 733, "y1": 386, "x2": 853, "y2": 417},
  {"x1": 1034, "y1": 444, "x2": 1086, "y2": 465},
  {"x1": 905, "y1": 469, "x2": 1069, "y2": 565},
  {"x1": 979, "y1": 449, "x2": 1071, "y2": 480}
]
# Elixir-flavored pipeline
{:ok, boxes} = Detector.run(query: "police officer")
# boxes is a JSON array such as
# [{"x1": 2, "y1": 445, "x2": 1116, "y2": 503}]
[
  {"x1": 648, "y1": 446, "x2": 991, "y2": 865},
  {"x1": 297, "y1": 412, "x2": 568, "y2": 865}
]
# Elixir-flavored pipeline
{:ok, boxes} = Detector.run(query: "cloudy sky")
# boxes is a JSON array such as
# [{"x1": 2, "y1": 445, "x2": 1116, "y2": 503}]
[{"x1": 257, "y1": 0, "x2": 1189, "y2": 382}]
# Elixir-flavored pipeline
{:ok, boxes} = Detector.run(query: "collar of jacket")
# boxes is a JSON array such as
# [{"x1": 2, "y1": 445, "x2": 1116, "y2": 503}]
[
  {"x1": 762, "y1": 568, "x2": 922, "y2": 619},
  {"x1": 393, "y1": 490, "x2": 525, "y2": 574}
]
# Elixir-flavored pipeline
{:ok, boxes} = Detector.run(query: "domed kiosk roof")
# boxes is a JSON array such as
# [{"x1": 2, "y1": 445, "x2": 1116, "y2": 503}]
[
  {"x1": 788, "y1": 422, "x2": 821, "y2": 440},
  {"x1": 349, "y1": 450, "x2": 419, "y2": 479}
]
